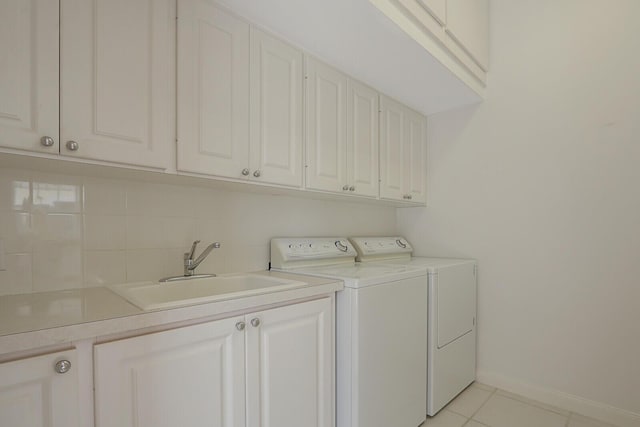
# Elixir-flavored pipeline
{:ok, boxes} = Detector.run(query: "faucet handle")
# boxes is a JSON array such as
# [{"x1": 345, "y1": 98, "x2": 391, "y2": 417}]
[{"x1": 186, "y1": 240, "x2": 201, "y2": 260}]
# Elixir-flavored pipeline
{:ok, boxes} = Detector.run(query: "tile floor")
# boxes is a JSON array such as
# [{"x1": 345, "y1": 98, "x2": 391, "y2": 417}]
[{"x1": 420, "y1": 382, "x2": 617, "y2": 427}]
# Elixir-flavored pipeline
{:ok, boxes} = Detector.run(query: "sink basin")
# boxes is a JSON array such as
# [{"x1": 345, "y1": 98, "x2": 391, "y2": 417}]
[{"x1": 109, "y1": 274, "x2": 306, "y2": 310}]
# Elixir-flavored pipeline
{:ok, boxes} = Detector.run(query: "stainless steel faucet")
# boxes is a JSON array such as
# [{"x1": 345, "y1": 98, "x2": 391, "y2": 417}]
[
  {"x1": 184, "y1": 240, "x2": 220, "y2": 276},
  {"x1": 159, "y1": 240, "x2": 221, "y2": 282}
]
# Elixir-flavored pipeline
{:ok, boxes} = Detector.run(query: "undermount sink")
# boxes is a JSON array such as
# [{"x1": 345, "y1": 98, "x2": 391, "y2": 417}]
[{"x1": 109, "y1": 274, "x2": 306, "y2": 311}]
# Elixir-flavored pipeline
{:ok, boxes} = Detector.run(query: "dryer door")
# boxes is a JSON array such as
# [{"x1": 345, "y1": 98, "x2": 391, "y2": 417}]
[{"x1": 433, "y1": 262, "x2": 476, "y2": 348}]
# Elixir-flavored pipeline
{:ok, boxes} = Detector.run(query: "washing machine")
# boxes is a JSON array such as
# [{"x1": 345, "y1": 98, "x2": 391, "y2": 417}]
[
  {"x1": 270, "y1": 237, "x2": 428, "y2": 427},
  {"x1": 349, "y1": 237, "x2": 477, "y2": 416}
]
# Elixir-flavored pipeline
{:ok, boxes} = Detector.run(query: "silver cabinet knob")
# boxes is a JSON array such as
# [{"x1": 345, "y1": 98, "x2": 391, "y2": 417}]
[
  {"x1": 342, "y1": 185, "x2": 349, "y2": 191},
  {"x1": 349, "y1": 186, "x2": 355, "y2": 192},
  {"x1": 236, "y1": 321, "x2": 246, "y2": 331},
  {"x1": 40, "y1": 136, "x2": 55, "y2": 147},
  {"x1": 241, "y1": 168, "x2": 250, "y2": 176},
  {"x1": 253, "y1": 170, "x2": 261, "y2": 178},
  {"x1": 54, "y1": 359, "x2": 71, "y2": 374},
  {"x1": 408, "y1": 195, "x2": 413, "y2": 200},
  {"x1": 66, "y1": 140, "x2": 79, "y2": 151},
  {"x1": 250, "y1": 318, "x2": 261, "y2": 327}
]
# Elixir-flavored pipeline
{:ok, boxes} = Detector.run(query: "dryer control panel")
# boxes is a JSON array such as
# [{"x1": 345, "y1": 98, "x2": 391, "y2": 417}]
[
  {"x1": 270, "y1": 238, "x2": 356, "y2": 270},
  {"x1": 349, "y1": 237, "x2": 413, "y2": 262}
]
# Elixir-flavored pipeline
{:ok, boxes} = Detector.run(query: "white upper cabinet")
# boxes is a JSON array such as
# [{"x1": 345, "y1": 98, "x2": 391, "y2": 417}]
[
  {"x1": 177, "y1": 0, "x2": 250, "y2": 179},
  {"x1": 380, "y1": 95, "x2": 426, "y2": 203},
  {"x1": 177, "y1": 2, "x2": 303, "y2": 188},
  {"x1": 249, "y1": 28, "x2": 304, "y2": 188},
  {"x1": 346, "y1": 79, "x2": 379, "y2": 198},
  {"x1": 305, "y1": 57, "x2": 378, "y2": 198},
  {"x1": 446, "y1": 0, "x2": 489, "y2": 71},
  {"x1": 0, "y1": 0, "x2": 59, "y2": 154},
  {"x1": 0, "y1": 349, "x2": 80, "y2": 427},
  {"x1": 0, "y1": 0, "x2": 174, "y2": 169},
  {"x1": 305, "y1": 57, "x2": 348, "y2": 194}
]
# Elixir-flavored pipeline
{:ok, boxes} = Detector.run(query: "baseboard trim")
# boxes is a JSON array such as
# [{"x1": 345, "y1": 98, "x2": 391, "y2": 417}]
[{"x1": 476, "y1": 371, "x2": 640, "y2": 427}]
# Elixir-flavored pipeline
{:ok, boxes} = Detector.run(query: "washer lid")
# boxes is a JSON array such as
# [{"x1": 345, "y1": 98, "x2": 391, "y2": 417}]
[{"x1": 284, "y1": 263, "x2": 426, "y2": 288}]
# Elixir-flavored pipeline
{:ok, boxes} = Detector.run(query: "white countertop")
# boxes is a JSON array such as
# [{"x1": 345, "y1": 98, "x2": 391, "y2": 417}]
[{"x1": 0, "y1": 271, "x2": 342, "y2": 357}]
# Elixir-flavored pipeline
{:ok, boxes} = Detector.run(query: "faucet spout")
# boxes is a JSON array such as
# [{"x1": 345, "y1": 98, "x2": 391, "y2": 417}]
[{"x1": 183, "y1": 241, "x2": 221, "y2": 276}]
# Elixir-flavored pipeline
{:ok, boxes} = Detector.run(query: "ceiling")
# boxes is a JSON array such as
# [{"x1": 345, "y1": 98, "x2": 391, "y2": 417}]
[{"x1": 217, "y1": 0, "x2": 482, "y2": 116}]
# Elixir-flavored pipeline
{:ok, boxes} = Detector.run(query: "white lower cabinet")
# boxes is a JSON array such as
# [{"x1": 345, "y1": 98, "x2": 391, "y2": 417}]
[
  {"x1": 94, "y1": 297, "x2": 333, "y2": 427},
  {"x1": 0, "y1": 349, "x2": 80, "y2": 427}
]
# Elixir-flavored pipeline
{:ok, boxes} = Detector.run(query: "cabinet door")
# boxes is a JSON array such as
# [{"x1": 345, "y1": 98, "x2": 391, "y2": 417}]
[
  {"x1": 60, "y1": 0, "x2": 174, "y2": 169},
  {"x1": 0, "y1": 0, "x2": 58, "y2": 154},
  {"x1": 246, "y1": 297, "x2": 333, "y2": 427},
  {"x1": 379, "y1": 95, "x2": 405, "y2": 201},
  {"x1": 305, "y1": 57, "x2": 348, "y2": 194},
  {"x1": 446, "y1": 0, "x2": 489, "y2": 70},
  {"x1": 249, "y1": 28, "x2": 304, "y2": 188},
  {"x1": 404, "y1": 109, "x2": 427, "y2": 203},
  {"x1": 177, "y1": 0, "x2": 250, "y2": 179},
  {"x1": 0, "y1": 349, "x2": 79, "y2": 427},
  {"x1": 95, "y1": 317, "x2": 245, "y2": 427},
  {"x1": 347, "y1": 79, "x2": 379, "y2": 198}
]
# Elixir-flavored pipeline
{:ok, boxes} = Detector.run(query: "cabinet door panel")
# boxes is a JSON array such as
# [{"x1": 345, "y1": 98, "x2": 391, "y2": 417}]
[
  {"x1": 405, "y1": 110, "x2": 427, "y2": 203},
  {"x1": 250, "y1": 28, "x2": 303, "y2": 187},
  {"x1": 419, "y1": 0, "x2": 446, "y2": 24},
  {"x1": 177, "y1": 0, "x2": 250, "y2": 178},
  {"x1": 95, "y1": 318, "x2": 245, "y2": 427},
  {"x1": 0, "y1": 0, "x2": 58, "y2": 153},
  {"x1": 60, "y1": 0, "x2": 173, "y2": 168},
  {"x1": 0, "y1": 349, "x2": 79, "y2": 427},
  {"x1": 446, "y1": 0, "x2": 489, "y2": 70},
  {"x1": 379, "y1": 95, "x2": 405, "y2": 200},
  {"x1": 246, "y1": 298, "x2": 333, "y2": 427},
  {"x1": 347, "y1": 80, "x2": 379, "y2": 198},
  {"x1": 305, "y1": 57, "x2": 347, "y2": 193}
]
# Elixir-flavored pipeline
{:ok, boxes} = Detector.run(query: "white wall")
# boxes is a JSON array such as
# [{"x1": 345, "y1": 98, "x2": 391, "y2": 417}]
[
  {"x1": 0, "y1": 167, "x2": 396, "y2": 295},
  {"x1": 399, "y1": 0, "x2": 640, "y2": 419}
]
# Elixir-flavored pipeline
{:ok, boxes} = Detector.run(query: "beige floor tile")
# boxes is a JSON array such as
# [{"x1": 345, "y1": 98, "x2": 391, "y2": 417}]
[
  {"x1": 568, "y1": 414, "x2": 615, "y2": 427},
  {"x1": 421, "y1": 409, "x2": 468, "y2": 427},
  {"x1": 471, "y1": 382, "x2": 496, "y2": 392},
  {"x1": 445, "y1": 385, "x2": 494, "y2": 417},
  {"x1": 495, "y1": 389, "x2": 571, "y2": 416},
  {"x1": 473, "y1": 394, "x2": 568, "y2": 427},
  {"x1": 464, "y1": 421, "x2": 489, "y2": 427}
]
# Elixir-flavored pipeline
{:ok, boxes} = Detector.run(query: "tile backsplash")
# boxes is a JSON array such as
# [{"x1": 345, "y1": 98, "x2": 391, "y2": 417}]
[{"x1": 0, "y1": 168, "x2": 397, "y2": 295}]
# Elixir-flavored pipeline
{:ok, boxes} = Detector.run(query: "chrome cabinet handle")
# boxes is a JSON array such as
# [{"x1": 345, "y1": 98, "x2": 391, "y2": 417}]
[
  {"x1": 54, "y1": 359, "x2": 71, "y2": 374},
  {"x1": 408, "y1": 195, "x2": 413, "y2": 200},
  {"x1": 236, "y1": 321, "x2": 246, "y2": 331},
  {"x1": 342, "y1": 185, "x2": 349, "y2": 191},
  {"x1": 250, "y1": 318, "x2": 261, "y2": 327},
  {"x1": 253, "y1": 170, "x2": 261, "y2": 178},
  {"x1": 241, "y1": 168, "x2": 250, "y2": 176},
  {"x1": 66, "y1": 140, "x2": 79, "y2": 151},
  {"x1": 40, "y1": 136, "x2": 55, "y2": 147}
]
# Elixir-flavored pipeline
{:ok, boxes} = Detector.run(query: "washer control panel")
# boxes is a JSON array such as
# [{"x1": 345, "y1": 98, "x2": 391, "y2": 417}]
[
  {"x1": 349, "y1": 237, "x2": 413, "y2": 261},
  {"x1": 271, "y1": 238, "x2": 356, "y2": 269}
]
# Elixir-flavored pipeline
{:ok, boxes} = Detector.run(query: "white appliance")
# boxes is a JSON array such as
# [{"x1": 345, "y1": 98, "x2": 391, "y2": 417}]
[
  {"x1": 350, "y1": 237, "x2": 477, "y2": 416},
  {"x1": 270, "y1": 237, "x2": 428, "y2": 427}
]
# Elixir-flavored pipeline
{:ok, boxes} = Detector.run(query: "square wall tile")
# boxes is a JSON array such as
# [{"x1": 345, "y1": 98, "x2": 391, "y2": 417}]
[
  {"x1": 31, "y1": 173, "x2": 82, "y2": 213},
  {"x1": 0, "y1": 211, "x2": 33, "y2": 253},
  {"x1": 83, "y1": 215, "x2": 126, "y2": 250},
  {"x1": 84, "y1": 250, "x2": 126, "y2": 287},
  {"x1": 32, "y1": 213, "x2": 82, "y2": 251},
  {"x1": 0, "y1": 169, "x2": 32, "y2": 211},
  {"x1": 126, "y1": 216, "x2": 165, "y2": 249},
  {"x1": 125, "y1": 249, "x2": 169, "y2": 282},
  {"x1": 0, "y1": 253, "x2": 33, "y2": 296},
  {"x1": 32, "y1": 246, "x2": 83, "y2": 292},
  {"x1": 125, "y1": 182, "x2": 196, "y2": 218},
  {"x1": 162, "y1": 217, "x2": 196, "y2": 248},
  {"x1": 83, "y1": 178, "x2": 126, "y2": 215}
]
